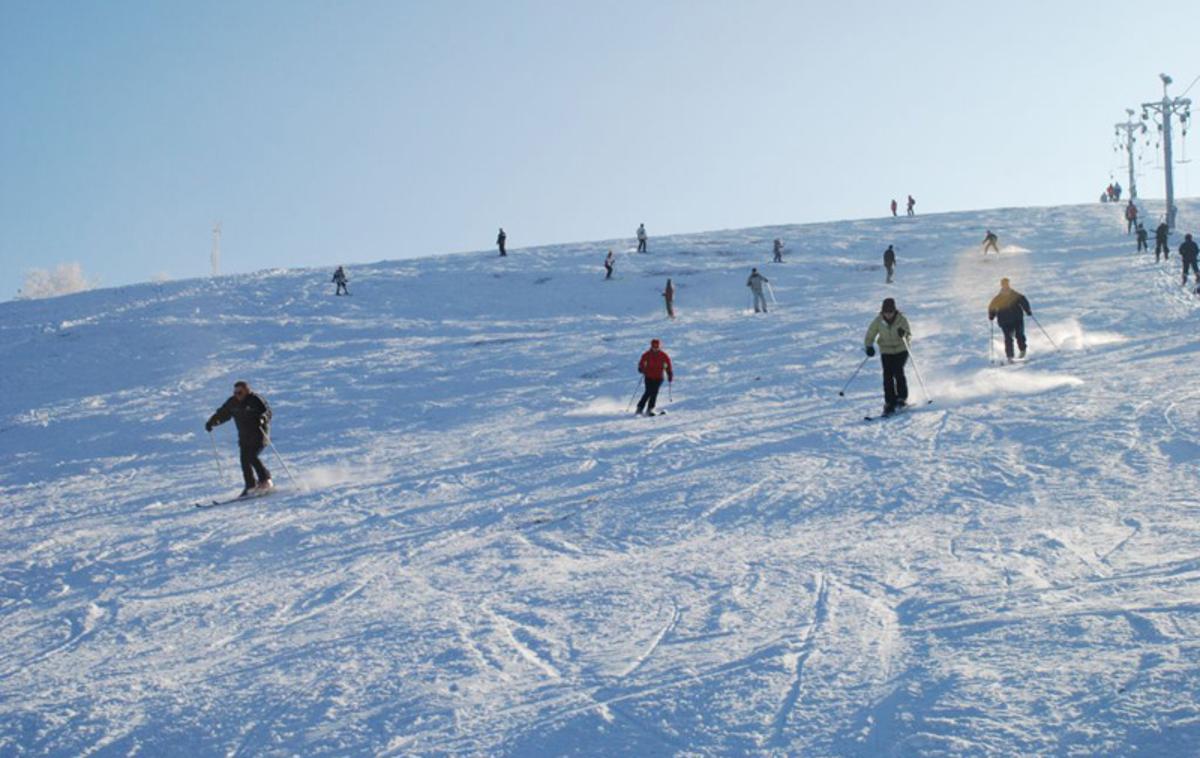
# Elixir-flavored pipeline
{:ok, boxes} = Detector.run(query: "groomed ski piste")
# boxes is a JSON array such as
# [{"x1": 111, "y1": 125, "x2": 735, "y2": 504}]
[{"x1": 2, "y1": 200, "x2": 1199, "y2": 755}]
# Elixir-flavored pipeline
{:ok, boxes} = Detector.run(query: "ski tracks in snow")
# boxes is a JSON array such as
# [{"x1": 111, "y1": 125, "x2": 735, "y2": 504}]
[
  {"x1": 767, "y1": 572, "x2": 830, "y2": 746},
  {"x1": 617, "y1": 600, "x2": 681, "y2": 679}
]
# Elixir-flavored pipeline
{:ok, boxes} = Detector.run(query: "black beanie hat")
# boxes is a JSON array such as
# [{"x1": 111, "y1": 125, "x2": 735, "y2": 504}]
[{"x1": 881, "y1": 298, "x2": 896, "y2": 312}]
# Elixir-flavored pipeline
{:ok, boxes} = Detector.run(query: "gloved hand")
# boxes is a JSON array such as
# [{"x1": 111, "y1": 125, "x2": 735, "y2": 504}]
[
  {"x1": 205, "y1": 421, "x2": 214, "y2": 432},
  {"x1": 988, "y1": 313, "x2": 996, "y2": 321},
  {"x1": 865, "y1": 345, "x2": 876, "y2": 357},
  {"x1": 897, "y1": 328, "x2": 907, "y2": 338}
]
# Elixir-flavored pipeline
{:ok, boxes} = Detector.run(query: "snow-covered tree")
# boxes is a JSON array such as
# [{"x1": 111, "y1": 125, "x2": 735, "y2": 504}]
[{"x1": 17, "y1": 262, "x2": 97, "y2": 299}]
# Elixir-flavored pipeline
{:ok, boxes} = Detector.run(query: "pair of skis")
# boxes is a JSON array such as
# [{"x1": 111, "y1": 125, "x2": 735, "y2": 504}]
[
  {"x1": 194, "y1": 489, "x2": 277, "y2": 509},
  {"x1": 863, "y1": 400, "x2": 932, "y2": 422}
]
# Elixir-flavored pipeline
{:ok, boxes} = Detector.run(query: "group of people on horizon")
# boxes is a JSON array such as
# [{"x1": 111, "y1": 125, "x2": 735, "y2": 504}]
[{"x1": 890, "y1": 195, "x2": 917, "y2": 217}]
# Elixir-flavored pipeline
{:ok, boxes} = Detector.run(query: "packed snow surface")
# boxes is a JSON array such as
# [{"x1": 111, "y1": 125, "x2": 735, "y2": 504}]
[{"x1": 2, "y1": 201, "x2": 1199, "y2": 755}]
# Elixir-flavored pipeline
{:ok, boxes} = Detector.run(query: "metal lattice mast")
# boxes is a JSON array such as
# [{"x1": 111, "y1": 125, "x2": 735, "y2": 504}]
[
  {"x1": 211, "y1": 222, "x2": 222, "y2": 277},
  {"x1": 1141, "y1": 74, "x2": 1192, "y2": 229},
  {"x1": 1113, "y1": 108, "x2": 1144, "y2": 200}
]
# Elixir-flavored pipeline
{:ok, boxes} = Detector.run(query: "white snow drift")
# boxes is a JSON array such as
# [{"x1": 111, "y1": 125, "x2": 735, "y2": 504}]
[{"x1": 1, "y1": 200, "x2": 1199, "y2": 756}]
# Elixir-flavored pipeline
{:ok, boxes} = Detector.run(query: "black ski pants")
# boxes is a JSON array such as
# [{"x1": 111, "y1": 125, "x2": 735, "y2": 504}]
[
  {"x1": 637, "y1": 378, "x2": 663, "y2": 413},
  {"x1": 1000, "y1": 320, "x2": 1027, "y2": 359},
  {"x1": 1156, "y1": 239, "x2": 1169, "y2": 260},
  {"x1": 880, "y1": 351, "x2": 909, "y2": 411},
  {"x1": 1183, "y1": 257, "x2": 1200, "y2": 284},
  {"x1": 335, "y1": 281, "x2": 348, "y2": 295},
  {"x1": 239, "y1": 442, "x2": 271, "y2": 489},
  {"x1": 1127, "y1": 218, "x2": 1136, "y2": 234},
  {"x1": 1137, "y1": 237, "x2": 1148, "y2": 252},
  {"x1": 885, "y1": 262, "x2": 895, "y2": 282},
  {"x1": 605, "y1": 263, "x2": 613, "y2": 279},
  {"x1": 638, "y1": 238, "x2": 647, "y2": 253}
]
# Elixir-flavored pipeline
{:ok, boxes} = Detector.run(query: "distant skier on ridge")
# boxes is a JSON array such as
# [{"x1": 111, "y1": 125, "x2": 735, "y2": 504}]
[
  {"x1": 205, "y1": 381, "x2": 273, "y2": 498},
  {"x1": 332, "y1": 266, "x2": 349, "y2": 296},
  {"x1": 662, "y1": 278, "x2": 675, "y2": 319},
  {"x1": 604, "y1": 250, "x2": 615, "y2": 280},
  {"x1": 1180, "y1": 233, "x2": 1200, "y2": 286},
  {"x1": 883, "y1": 244, "x2": 896, "y2": 283},
  {"x1": 890, "y1": 199, "x2": 898, "y2": 217},
  {"x1": 497, "y1": 228, "x2": 507, "y2": 257},
  {"x1": 637, "y1": 223, "x2": 648, "y2": 253},
  {"x1": 635, "y1": 338, "x2": 673, "y2": 417},
  {"x1": 906, "y1": 195, "x2": 916, "y2": 217},
  {"x1": 982, "y1": 230, "x2": 1000, "y2": 255},
  {"x1": 773, "y1": 238, "x2": 784, "y2": 263},
  {"x1": 863, "y1": 297, "x2": 911, "y2": 418},
  {"x1": 747, "y1": 267, "x2": 770, "y2": 313},
  {"x1": 988, "y1": 278, "x2": 1033, "y2": 363}
]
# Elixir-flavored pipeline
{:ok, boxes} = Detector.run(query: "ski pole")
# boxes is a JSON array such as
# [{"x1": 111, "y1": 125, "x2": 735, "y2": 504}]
[
  {"x1": 838, "y1": 355, "x2": 871, "y2": 396},
  {"x1": 208, "y1": 430, "x2": 226, "y2": 483},
  {"x1": 1029, "y1": 314, "x2": 1060, "y2": 352},
  {"x1": 266, "y1": 436, "x2": 305, "y2": 492},
  {"x1": 766, "y1": 282, "x2": 778, "y2": 306},
  {"x1": 668, "y1": 380, "x2": 673, "y2": 403},
  {"x1": 626, "y1": 376, "x2": 644, "y2": 412},
  {"x1": 904, "y1": 338, "x2": 933, "y2": 404}
]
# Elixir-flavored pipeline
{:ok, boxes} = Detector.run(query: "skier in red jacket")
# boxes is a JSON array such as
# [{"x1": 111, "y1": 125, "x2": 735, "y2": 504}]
[{"x1": 636, "y1": 339, "x2": 673, "y2": 416}]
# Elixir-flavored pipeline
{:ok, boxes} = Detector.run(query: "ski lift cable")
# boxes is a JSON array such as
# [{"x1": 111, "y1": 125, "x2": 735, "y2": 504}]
[{"x1": 1178, "y1": 73, "x2": 1200, "y2": 98}]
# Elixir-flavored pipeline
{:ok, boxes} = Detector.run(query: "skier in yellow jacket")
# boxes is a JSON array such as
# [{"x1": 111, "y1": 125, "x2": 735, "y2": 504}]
[{"x1": 864, "y1": 297, "x2": 912, "y2": 417}]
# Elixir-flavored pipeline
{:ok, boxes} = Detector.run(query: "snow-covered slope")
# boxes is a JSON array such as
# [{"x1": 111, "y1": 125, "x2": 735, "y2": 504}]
[{"x1": 2, "y1": 200, "x2": 1199, "y2": 755}]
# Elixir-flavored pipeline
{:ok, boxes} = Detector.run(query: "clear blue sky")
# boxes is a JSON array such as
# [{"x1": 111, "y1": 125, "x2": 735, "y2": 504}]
[{"x1": 2, "y1": 0, "x2": 1198, "y2": 293}]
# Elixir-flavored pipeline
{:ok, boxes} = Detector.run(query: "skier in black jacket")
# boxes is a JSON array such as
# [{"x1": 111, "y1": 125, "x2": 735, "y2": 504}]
[
  {"x1": 497, "y1": 228, "x2": 507, "y2": 257},
  {"x1": 1155, "y1": 222, "x2": 1170, "y2": 262},
  {"x1": 982, "y1": 230, "x2": 1000, "y2": 255},
  {"x1": 1135, "y1": 224, "x2": 1148, "y2": 252},
  {"x1": 332, "y1": 266, "x2": 349, "y2": 295},
  {"x1": 1180, "y1": 233, "x2": 1200, "y2": 286},
  {"x1": 206, "y1": 381, "x2": 273, "y2": 497},
  {"x1": 883, "y1": 245, "x2": 896, "y2": 283},
  {"x1": 988, "y1": 278, "x2": 1033, "y2": 362}
]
